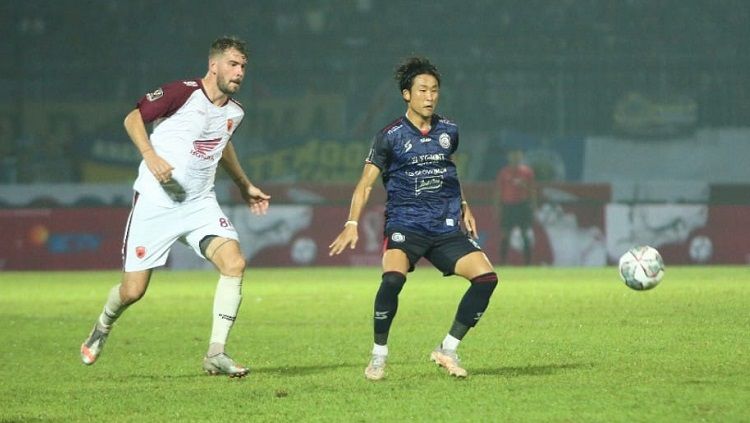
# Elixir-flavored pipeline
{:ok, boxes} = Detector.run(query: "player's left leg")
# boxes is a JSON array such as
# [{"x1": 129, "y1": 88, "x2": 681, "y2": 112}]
[
  {"x1": 201, "y1": 235, "x2": 249, "y2": 378},
  {"x1": 451, "y1": 251, "x2": 497, "y2": 344},
  {"x1": 427, "y1": 233, "x2": 498, "y2": 377},
  {"x1": 182, "y1": 199, "x2": 249, "y2": 377}
]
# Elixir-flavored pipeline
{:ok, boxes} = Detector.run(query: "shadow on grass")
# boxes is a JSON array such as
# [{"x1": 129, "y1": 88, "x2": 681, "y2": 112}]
[
  {"x1": 117, "y1": 362, "x2": 588, "y2": 380},
  {"x1": 472, "y1": 362, "x2": 593, "y2": 377},
  {"x1": 108, "y1": 362, "x2": 362, "y2": 381},
  {"x1": 112, "y1": 373, "x2": 205, "y2": 381},
  {"x1": 253, "y1": 362, "x2": 361, "y2": 376}
]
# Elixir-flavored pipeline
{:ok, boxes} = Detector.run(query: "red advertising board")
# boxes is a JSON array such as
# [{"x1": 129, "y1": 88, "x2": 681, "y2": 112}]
[
  {"x1": 0, "y1": 208, "x2": 129, "y2": 270},
  {"x1": 2, "y1": 203, "x2": 747, "y2": 270}
]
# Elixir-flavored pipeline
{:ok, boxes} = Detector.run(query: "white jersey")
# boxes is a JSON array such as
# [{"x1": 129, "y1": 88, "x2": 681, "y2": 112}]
[{"x1": 133, "y1": 79, "x2": 244, "y2": 206}]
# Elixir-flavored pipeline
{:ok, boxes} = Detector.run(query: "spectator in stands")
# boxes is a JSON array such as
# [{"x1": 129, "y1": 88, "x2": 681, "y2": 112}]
[{"x1": 495, "y1": 147, "x2": 537, "y2": 265}]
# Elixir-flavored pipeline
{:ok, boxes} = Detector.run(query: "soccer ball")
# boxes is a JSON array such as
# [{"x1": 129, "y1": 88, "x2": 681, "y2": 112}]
[{"x1": 618, "y1": 246, "x2": 665, "y2": 291}]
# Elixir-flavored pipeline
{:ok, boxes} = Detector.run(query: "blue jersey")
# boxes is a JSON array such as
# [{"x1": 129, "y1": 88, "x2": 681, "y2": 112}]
[{"x1": 366, "y1": 114, "x2": 463, "y2": 235}]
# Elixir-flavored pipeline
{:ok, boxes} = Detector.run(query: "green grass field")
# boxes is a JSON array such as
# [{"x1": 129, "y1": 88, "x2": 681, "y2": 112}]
[{"x1": 1, "y1": 266, "x2": 748, "y2": 422}]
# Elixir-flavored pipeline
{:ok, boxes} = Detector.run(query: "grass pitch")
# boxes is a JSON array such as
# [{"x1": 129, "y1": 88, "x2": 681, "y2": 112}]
[{"x1": 0, "y1": 266, "x2": 748, "y2": 422}]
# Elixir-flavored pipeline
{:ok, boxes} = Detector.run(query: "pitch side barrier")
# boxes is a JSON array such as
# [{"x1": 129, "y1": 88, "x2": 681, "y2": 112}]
[{"x1": 0, "y1": 182, "x2": 748, "y2": 270}]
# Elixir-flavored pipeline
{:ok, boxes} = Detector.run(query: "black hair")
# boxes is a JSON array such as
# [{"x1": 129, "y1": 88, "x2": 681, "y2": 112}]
[
  {"x1": 209, "y1": 36, "x2": 248, "y2": 59},
  {"x1": 394, "y1": 57, "x2": 441, "y2": 92}
]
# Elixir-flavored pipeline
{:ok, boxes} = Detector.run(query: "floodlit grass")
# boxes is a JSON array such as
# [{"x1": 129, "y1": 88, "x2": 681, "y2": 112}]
[{"x1": 1, "y1": 266, "x2": 748, "y2": 422}]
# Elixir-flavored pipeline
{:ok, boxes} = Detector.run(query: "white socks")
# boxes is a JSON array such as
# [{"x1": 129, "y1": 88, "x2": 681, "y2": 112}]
[
  {"x1": 372, "y1": 336, "x2": 460, "y2": 357},
  {"x1": 98, "y1": 284, "x2": 127, "y2": 331},
  {"x1": 208, "y1": 275, "x2": 243, "y2": 355},
  {"x1": 372, "y1": 343, "x2": 389, "y2": 356},
  {"x1": 441, "y1": 334, "x2": 461, "y2": 351}
]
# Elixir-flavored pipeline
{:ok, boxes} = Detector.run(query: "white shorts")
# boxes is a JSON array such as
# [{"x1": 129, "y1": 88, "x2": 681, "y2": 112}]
[{"x1": 122, "y1": 192, "x2": 239, "y2": 272}]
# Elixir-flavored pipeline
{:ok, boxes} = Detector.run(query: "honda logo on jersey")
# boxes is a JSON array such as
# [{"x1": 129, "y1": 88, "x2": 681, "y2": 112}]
[{"x1": 191, "y1": 138, "x2": 222, "y2": 160}]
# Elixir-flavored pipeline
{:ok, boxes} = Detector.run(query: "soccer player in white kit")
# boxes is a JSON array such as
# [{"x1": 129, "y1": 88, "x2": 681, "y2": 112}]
[{"x1": 80, "y1": 37, "x2": 269, "y2": 377}]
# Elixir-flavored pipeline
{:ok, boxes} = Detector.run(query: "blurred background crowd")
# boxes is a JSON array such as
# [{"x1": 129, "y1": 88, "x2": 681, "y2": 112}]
[
  {"x1": 1, "y1": 1, "x2": 748, "y2": 268},
  {"x1": 1, "y1": 0, "x2": 747, "y2": 183}
]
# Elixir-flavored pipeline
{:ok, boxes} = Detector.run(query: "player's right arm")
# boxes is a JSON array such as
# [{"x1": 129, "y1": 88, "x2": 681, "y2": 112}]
[
  {"x1": 328, "y1": 163, "x2": 381, "y2": 256},
  {"x1": 123, "y1": 108, "x2": 174, "y2": 183}
]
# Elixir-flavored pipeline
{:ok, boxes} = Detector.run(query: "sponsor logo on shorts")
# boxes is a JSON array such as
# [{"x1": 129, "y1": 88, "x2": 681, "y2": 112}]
[
  {"x1": 391, "y1": 232, "x2": 405, "y2": 243},
  {"x1": 439, "y1": 133, "x2": 451, "y2": 149},
  {"x1": 468, "y1": 238, "x2": 481, "y2": 250},
  {"x1": 135, "y1": 246, "x2": 146, "y2": 259}
]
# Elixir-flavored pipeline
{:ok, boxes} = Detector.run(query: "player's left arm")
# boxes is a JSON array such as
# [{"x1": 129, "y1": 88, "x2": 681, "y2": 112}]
[
  {"x1": 460, "y1": 188, "x2": 479, "y2": 240},
  {"x1": 220, "y1": 140, "x2": 270, "y2": 215}
]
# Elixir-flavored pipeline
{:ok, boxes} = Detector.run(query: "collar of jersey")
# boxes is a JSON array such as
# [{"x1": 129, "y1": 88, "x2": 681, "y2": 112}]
[{"x1": 402, "y1": 114, "x2": 440, "y2": 136}]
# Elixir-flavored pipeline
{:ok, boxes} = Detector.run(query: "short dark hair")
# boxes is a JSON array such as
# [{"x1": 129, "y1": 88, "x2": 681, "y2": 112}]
[
  {"x1": 395, "y1": 57, "x2": 441, "y2": 92},
  {"x1": 209, "y1": 36, "x2": 248, "y2": 59}
]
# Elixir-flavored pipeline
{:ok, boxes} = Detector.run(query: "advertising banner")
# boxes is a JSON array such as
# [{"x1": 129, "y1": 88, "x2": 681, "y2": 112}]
[
  {"x1": 3, "y1": 203, "x2": 747, "y2": 270},
  {"x1": 0, "y1": 208, "x2": 129, "y2": 270},
  {"x1": 606, "y1": 204, "x2": 750, "y2": 264}
]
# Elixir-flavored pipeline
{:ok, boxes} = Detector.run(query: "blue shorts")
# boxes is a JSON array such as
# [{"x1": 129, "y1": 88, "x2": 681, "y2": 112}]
[{"x1": 384, "y1": 227, "x2": 482, "y2": 276}]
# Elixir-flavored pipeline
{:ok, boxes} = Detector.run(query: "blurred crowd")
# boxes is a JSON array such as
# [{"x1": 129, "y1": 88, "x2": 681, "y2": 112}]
[{"x1": 0, "y1": 0, "x2": 747, "y2": 183}]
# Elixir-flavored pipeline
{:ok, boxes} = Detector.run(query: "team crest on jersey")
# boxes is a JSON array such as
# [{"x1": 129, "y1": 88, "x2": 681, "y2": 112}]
[
  {"x1": 145, "y1": 88, "x2": 163, "y2": 102},
  {"x1": 227, "y1": 119, "x2": 234, "y2": 132},
  {"x1": 391, "y1": 232, "x2": 406, "y2": 243},
  {"x1": 439, "y1": 133, "x2": 451, "y2": 149}
]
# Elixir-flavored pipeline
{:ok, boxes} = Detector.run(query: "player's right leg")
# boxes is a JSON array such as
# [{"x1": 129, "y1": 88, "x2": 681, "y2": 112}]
[
  {"x1": 81, "y1": 270, "x2": 152, "y2": 365},
  {"x1": 366, "y1": 248, "x2": 411, "y2": 380},
  {"x1": 82, "y1": 195, "x2": 177, "y2": 366}
]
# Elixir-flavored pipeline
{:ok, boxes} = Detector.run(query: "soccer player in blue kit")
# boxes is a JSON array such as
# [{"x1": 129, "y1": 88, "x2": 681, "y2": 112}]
[{"x1": 329, "y1": 57, "x2": 498, "y2": 380}]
